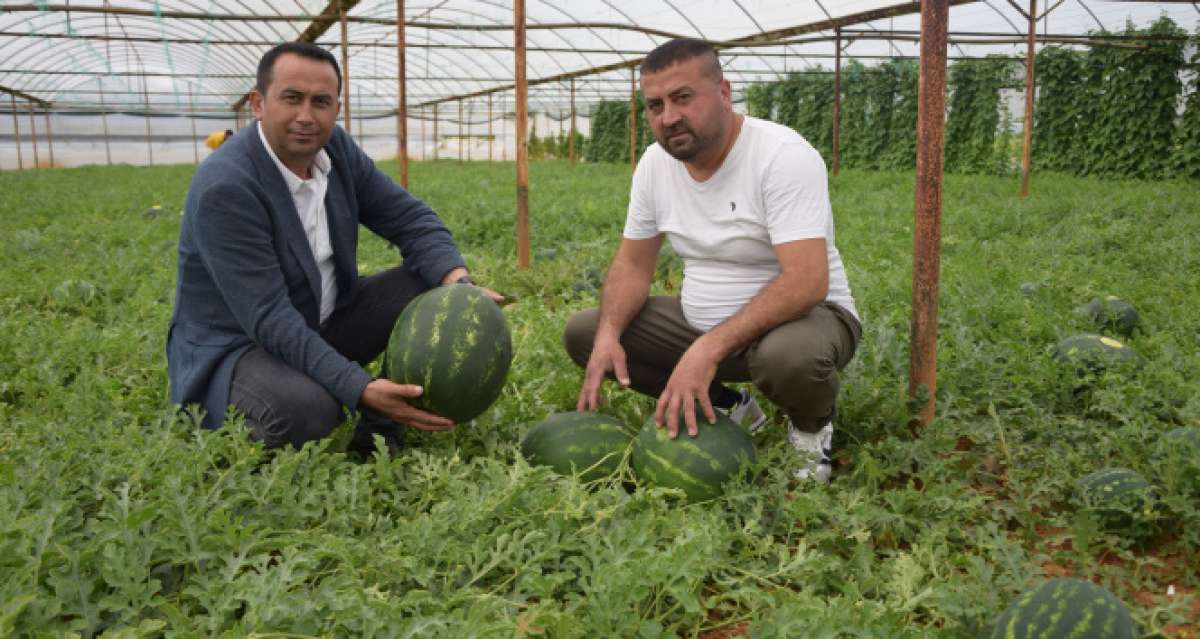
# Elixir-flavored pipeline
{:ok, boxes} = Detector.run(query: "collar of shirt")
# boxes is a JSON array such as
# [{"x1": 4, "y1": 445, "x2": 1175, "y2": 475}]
[{"x1": 257, "y1": 121, "x2": 331, "y2": 194}]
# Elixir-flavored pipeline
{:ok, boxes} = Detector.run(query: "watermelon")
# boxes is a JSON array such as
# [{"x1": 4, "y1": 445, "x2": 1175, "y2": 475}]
[
  {"x1": 520, "y1": 412, "x2": 633, "y2": 481},
  {"x1": 385, "y1": 283, "x2": 512, "y2": 423},
  {"x1": 1162, "y1": 426, "x2": 1200, "y2": 448},
  {"x1": 989, "y1": 577, "x2": 1136, "y2": 639},
  {"x1": 1052, "y1": 334, "x2": 1142, "y2": 376},
  {"x1": 1076, "y1": 296, "x2": 1139, "y2": 338},
  {"x1": 631, "y1": 411, "x2": 757, "y2": 501},
  {"x1": 1072, "y1": 467, "x2": 1155, "y2": 533},
  {"x1": 1018, "y1": 282, "x2": 1042, "y2": 296}
]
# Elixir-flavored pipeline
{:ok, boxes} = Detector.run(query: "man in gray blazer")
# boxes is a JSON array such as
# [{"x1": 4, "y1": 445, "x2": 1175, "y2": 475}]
[{"x1": 168, "y1": 42, "x2": 497, "y2": 452}]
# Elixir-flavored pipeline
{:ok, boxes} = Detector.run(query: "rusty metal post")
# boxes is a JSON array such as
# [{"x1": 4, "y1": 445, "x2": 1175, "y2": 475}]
[
  {"x1": 909, "y1": 0, "x2": 950, "y2": 430},
  {"x1": 11, "y1": 94, "x2": 23, "y2": 170},
  {"x1": 188, "y1": 84, "x2": 199, "y2": 164},
  {"x1": 143, "y1": 74, "x2": 153, "y2": 166},
  {"x1": 569, "y1": 77, "x2": 577, "y2": 167},
  {"x1": 1020, "y1": 0, "x2": 1037, "y2": 197},
  {"x1": 44, "y1": 108, "x2": 55, "y2": 168},
  {"x1": 340, "y1": 3, "x2": 352, "y2": 135},
  {"x1": 28, "y1": 102, "x2": 40, "y2": 169},
  {"x1": 629, "y1": 69, "x2": 637, "y2": 171},
  {"x1": 396, "y1": 0, "x2": 409, "y2": 188},
  {"x1": 98, "y1": 79, "x2": 112, "y2": 166},
  {"x1": 832, "y1": 28, "x2": 842, "y2": 176},
  {"x1": 502, "y1": 98, "x2": 508, "y2": 162},
  {"x1": 515, "y1": 0, "x2": 530, "y2": 270}
]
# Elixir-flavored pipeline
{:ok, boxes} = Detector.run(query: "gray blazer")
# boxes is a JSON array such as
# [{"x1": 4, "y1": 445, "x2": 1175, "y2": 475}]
[{"x1": 167, "y1": 126, "x2": 465, "y2": 428}]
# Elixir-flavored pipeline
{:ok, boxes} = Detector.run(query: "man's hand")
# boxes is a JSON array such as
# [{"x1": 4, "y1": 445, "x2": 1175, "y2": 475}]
[
  {"x1": 359, "y1": 378, "x2": 455, "y2": 431},
  {"x1": 441, "y1": 267, "x2": 509, "y2": 306},
  {"x1": 576, "y1": 332, "x2": 631, "y2": 412},
  {"x1": 655, "y1": 339, "x2": 720, "y2": 439}
]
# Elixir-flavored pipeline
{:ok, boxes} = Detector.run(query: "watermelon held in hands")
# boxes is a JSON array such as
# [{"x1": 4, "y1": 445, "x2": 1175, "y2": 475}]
[
  {"x1": 1072, "y1": 467, "x2": 1156, "y2": 534},
  {"x1": 385, "y1": 284, "x2": 512, "y2": 423},
  {"x1": 631, "y1": 411, "x2": 757, "y2": 501},
  {"x1": 520, "y1": 411, "x2": 633, "y2": 481},
  {"x1": 1052, "y1": 334, "x2": 1143, "y2": 376},
  {"x1": 1075, "y1": 296, "x2": 1139, "y2": 338},
  {"x1": 988, "y1": 577, "x2": 1137, "y2": 639}
]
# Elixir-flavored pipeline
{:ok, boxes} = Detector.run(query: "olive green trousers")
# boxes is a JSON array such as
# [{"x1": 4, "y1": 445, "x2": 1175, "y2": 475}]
[{"x1": 563, "y1": 297, "x2": 861, "y2": 433}]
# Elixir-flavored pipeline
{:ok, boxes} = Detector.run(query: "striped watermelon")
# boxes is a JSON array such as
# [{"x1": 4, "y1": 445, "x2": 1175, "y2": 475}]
[
  {"x1": 1076, "y1": 296, "x2": 1139, "y2": 338},
  {"x1": 631, "y1": 412, "x2": 757, "y2": 501},
  {"x1": 989, "y1": 578, "x2": 1136, "y2": 639},
  {"x1": 520, "y1": 411, "x2": 633, "y2": 481},
  {"x1": 1072, "y1": 467, "x2": 1155, "y2": 533},
  {"x1": 1052, "y1": 334, "x2": 1143, "y2": 376},
  {"x1": 385, "y1": 284, "x2": 512, "y2": 423}
]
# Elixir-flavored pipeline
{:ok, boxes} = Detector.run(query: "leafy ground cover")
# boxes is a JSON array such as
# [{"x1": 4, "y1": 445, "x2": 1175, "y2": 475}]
[{"x1": 1, "y1": 159, "x2": 1198, "y2": 637}]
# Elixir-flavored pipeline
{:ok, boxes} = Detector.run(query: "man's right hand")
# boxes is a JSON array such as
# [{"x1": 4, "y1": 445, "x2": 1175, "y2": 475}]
[
  {"x1": 360, "y1": 378, "x2": 455, "y2": 431},
  {"x1": 576, "y1": 333, "x2": 631, "y2": 412}
]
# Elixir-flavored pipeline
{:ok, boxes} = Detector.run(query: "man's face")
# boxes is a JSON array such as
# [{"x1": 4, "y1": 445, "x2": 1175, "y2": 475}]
[
  {"x1": 641, "y1": 56, "x2": 732, "y2": 162},
  {"x1": 250, "y1": 53, "x2": 340, "y2": 170}
]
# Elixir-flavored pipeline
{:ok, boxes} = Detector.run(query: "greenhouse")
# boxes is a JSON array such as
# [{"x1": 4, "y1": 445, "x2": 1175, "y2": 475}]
[{"x1": 1, "y1": 1, "x2": 1199, "y2": 637}]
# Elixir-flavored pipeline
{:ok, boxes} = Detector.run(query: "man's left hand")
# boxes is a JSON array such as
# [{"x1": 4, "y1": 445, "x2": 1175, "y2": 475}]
[
  {"x1": 655, "y1": 340, "x2": 720, "y2": 439},
  {"x1": 441, "y1": 267, "x2": 508, "y2": 306}
]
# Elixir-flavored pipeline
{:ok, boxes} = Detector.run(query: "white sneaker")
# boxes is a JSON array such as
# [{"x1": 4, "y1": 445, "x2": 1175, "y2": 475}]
[
  {"x1": 719, "y1": 388, "x2": 768, "y2": 433},
  {"x1": 788, "y1": 421, "x2": 834, "y2": 483}
]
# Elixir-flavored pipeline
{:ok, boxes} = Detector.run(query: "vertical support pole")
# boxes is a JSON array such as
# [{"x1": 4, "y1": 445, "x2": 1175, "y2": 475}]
[
  {"x1": 433, "y1": 102, "x2": 439, "y2": 160},
  {"x1": 629, "y1": 68, "x2": 637, "y2": 171},
  {"x1": 502, "y1": 97, "x2": 508, "y2": 162},
  {"x1": 909, "y1": 0, "x2": 949, "y2": 431},
  {"x1": 143, "y1": 74, "x2": 153, "y2": 166},
  {"x1": 832, "y1": 28, "x2": 842, "y2": 177},
  {"x1": 340, "y1": 3, "x2": 352, "y2": 135},
  {"x1": 44, "y1": 108, "x2": 55, "y2": 168},
  {"x1": 1020, "y1": 0, "x2": 1037, "y2": 197},
  {"x1": 569, "y1": 77, "x2": 577, "y2": 167},
  {"x1": 420, "y1": 106, "x2": 426, "y2": 160},
  {"x1": 98, "y1": 78, "x2": 112, "y2": 166},
  {"x1": 396, "y1": 0, "x2": 409, "y2": 188},
  {"x1": 488, "y1": 93, "x2": 494, "y2": 161},
  {"x1": 188, "y1": 84, "x2": 199, "y2": 164},
  {"x1": 515, "y1": 0, "x2": 530, "y2": 270},
  {"x1": 458, "y1": 99, "x2": 464, "y2": 162},
  {"x1": 11, "y1": 94, "x2": 24, "y2": 170},
  {"x1": 28, "y1": 102, "x2": 41, "y2": 169},
  {"x1": 356, "y1": 85, "x2": 363, "y2": 142}
]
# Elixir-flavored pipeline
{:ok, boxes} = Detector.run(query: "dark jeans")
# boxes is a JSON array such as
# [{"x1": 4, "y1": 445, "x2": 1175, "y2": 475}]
[
  {"x1": 228, "y1": 266, "x2": 429, "y2": 448},
  {"x1": 563, "y1": 297, "x2": 861, "y2": 432}
]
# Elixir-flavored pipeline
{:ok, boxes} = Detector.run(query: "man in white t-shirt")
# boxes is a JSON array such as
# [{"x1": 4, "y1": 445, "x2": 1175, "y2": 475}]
[{"x1": 564, "y1": 39, "x2": 861, "y2": 483}]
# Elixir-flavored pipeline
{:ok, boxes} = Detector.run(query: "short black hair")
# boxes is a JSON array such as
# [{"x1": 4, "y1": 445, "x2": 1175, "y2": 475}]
[
  {"x1": 256, "y1": 41, "x2": 342, "y2": 95},
  {"x1": 640, "y1": 38, "x2": 722, "y2": 81}
]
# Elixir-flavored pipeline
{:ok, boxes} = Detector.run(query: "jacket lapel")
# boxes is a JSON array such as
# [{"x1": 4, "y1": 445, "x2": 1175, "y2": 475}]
[
  {"x1": 247, "y1": 128, "x2": 324, "y2": 313},
  {"x1": 323, "y1": 159, "x2": 359, "y2": 304}
]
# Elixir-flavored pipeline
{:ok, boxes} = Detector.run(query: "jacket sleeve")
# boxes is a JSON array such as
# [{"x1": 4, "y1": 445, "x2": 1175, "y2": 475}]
[
  {"x1": 344, "y1": 137, "x2": 466, "y2": 287},
  {"x1": 189, "y1": 180, "x2": 374, "y2": 409}
]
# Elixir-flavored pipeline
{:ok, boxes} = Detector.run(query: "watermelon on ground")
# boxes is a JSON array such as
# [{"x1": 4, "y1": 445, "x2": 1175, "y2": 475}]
[
  {"x1": 520, "y1": 411, "x2": 633, "y2": 481},
  {"x1": 1072, "y1": 467, "x2": 1155, "y2": 534},
  {"x1": 386, "y1": 284, "x2": 512, "y2": 423},
  {"x1": 1075, "y1": 296, "x2": 1139, "y2": 338},
  {"x1": 989, "y1": 577, "x2": 1136, "y2": 639},
  {"x1": 1052, "y1": 333, "x2": 1143, "y2": 376},
  {"x1": 631, "y1": 412, "x2": 757, "y2": 501}
]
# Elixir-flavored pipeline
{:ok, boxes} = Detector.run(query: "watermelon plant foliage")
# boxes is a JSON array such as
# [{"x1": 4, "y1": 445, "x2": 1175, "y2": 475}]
[{"x1": 1, "y1": 160, "x2": 1198, "y2": 636}]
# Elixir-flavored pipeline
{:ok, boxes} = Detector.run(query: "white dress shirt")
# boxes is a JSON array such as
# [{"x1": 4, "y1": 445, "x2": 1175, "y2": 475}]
[{"x1": 257, "y1": 122, "x2": 338, "y2": 324}]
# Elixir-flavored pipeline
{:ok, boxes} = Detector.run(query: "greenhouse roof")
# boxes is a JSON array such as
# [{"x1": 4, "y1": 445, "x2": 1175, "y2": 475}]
[{"x1": 0, "y1": 1, "x2": 1197, "y2": 118}]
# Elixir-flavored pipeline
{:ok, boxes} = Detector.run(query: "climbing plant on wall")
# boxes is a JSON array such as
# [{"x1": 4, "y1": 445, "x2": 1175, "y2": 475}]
[
  {"x1": 944, "y1": 56, "x2": 1016, "y2": 174},
  {"x1": 1031, "y1": 46, "x2": 1088, "y2": 173},
  {"x1": 1171, "y1": 29, "x2": 1200, "y2": 178},
  {"x1": 585, "y1": 98, "x2": 652, "y2": 164}
]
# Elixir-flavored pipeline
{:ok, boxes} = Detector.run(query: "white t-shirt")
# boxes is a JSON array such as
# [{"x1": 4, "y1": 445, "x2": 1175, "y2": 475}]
[
  {"x1": 623, "y1": 116, "x2": 858, "y2": 332},
  {"x1": 257, "y1": 122, "x2": 338, "y2": 324}
]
